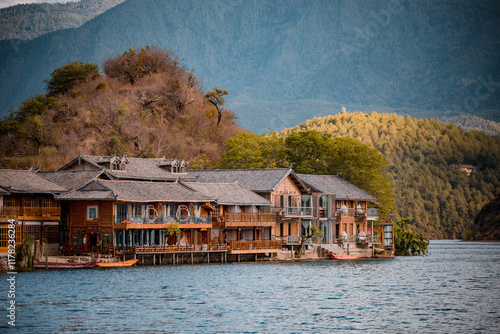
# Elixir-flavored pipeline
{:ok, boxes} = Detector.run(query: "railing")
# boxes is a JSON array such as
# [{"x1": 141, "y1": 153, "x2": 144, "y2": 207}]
[
  {"x1": 135, "y1": 244, "x2": 226, "y2": 253},
  {"x1": 276, "y1": 236, "x2": 301, "y2": 244},
  {"x1": 0, "y1": 206, "x2": 60, "y2": 219},
  {"x1": 272, "y1": 206, "x2": 313, "y2": 217},
  {"x1": 336, "y1": 235, "x2": 382, "y2": 243},
  {"x1": 367, "y1": 208, "x2": 379, "y2": 217},
  {"x1": 114, "y1": 215, "x2": 211, "y2": 225},
  {"x1": 229, "y1": 240, "x2": 282, "y2": 251},
  {"x1": 223, "y1": 213, "x2": 275, "y2": 223}
]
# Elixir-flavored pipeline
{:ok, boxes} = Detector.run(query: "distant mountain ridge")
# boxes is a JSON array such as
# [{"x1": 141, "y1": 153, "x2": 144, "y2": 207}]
[
  {"x1": 0, "y1": 0, "x2": 499, "y2": 134},
  {"x1": 0, "y1": 0, "x2": 125, "y2": 40}
]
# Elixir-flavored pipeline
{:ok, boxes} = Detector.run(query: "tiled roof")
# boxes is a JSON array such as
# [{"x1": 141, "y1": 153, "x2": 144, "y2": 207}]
[
  {"x1": 54, "y1": 190, "x2": 115, "y2": 201},
  {"x1": 189, "y1": 168, "x2": 308, "y2": 193},
  {"x1": 184, "y1": 182, "x2": 271, "y2": 206},
  {"x1": 39, "y1": 170, "x2": 111, "y2": 191},
  {"x1": 0, "y1": 169, "x2": 67, "y2": 194},
  {"x1": 297, "y1": 174, "x2": 377, "y2": 201},
  {"x1": 59, "y1": 154, "x2": 197, "y2": 181},
  {"x1": 56, "y1": 180, "x2": 214, "y2": 202}
]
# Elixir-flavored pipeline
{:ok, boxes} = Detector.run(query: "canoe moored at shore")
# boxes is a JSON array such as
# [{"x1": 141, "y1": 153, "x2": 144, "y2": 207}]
[
  {"x1": 96, "y1": 259, "x2": 138, "y2": 267},
  {"x1": 35, "y1": 259, "x2": 100, "y2": 270},
  {"x1": 328, "y1": 254, "x2": 359, "y2": 260}
]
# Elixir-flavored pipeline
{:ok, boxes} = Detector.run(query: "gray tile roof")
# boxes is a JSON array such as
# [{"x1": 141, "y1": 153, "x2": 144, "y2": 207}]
[
  {"x1": 184, "y1": 182, "x2": 272, "y2": 206},
  {"x1": 189, "y1": 168, "x2": 309, "y2": 193},
  {"x1": 39, "y1": 170, "x2": 111, "y2": 191},
  {"x1": 297, "y1": 174, "x2": 377, "y2": 201},
  {"x1": 56, "y1": 180, "x2": 214, "y2": 203},
  {"x1": 59, "y1": 154, "x2": 197, "y2": 181},
  {"x1": 0, "y1": 169, "x2": 67, "y2": 194},
  {"x1": 54, "y1": 190, "x2": 115, "y2": 201}
]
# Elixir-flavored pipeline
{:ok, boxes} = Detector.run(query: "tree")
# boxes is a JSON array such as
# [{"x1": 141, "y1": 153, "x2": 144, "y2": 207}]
[
  {"x1": 328, "y1": 137, "x2": 396, "y2": 218},
  {"x1": 46, "y1": 61, "x2": 99, "y2": 96},
  {"x1": 284, "y1": 130, "x2": 333, "y2": 174},
  {"x1": 220, "y1": 132, "x2": 286, "y2": 169},
  {"x1": 394, "y1": 218, "x2": 429, "y2": 256},
  {"x1": 103, "y1": 46, "x2": 179, "y2": 84},
  {"x1": 205, "y1": 87, "x2": 228, "y2": 126}
]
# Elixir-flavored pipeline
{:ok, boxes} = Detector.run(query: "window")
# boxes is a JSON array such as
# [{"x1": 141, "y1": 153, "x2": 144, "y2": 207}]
[
  {"x1": 384, "y1": 225, "x2": 393, "y2": 246},
  {"x1": 87, "y1": 206, "x2": 98, "y2": 220}
]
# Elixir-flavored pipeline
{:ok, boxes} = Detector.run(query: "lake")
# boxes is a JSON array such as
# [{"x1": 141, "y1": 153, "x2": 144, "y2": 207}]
[{"x1": 1, "y1": 240, "x2": 499, "y2": 333}]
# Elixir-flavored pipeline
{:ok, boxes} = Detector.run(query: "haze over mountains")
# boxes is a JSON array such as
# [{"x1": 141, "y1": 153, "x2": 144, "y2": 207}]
[{"x1": 1, "y1": 0, "x2": 499, "y2": 133}]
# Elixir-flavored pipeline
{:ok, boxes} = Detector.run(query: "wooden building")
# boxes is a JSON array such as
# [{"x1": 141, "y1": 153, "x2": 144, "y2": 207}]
[
  {"x1": 184, "y1": 182, "x2": 281, "y2": 255},
  {"x1": 189, "y1": 168, "x2": 312, "y2": 247},
  {"x1": 55, "y1": 180, "x2": 215, "y2": 256},
  {"x1": 0, "y1": 169, "x2": 66, "y2": 253},
  {"x1": 297, "y1": 174, "x2": 385, "y2": 245}
]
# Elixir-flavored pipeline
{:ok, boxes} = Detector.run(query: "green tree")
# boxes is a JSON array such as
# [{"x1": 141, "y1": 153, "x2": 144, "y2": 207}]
[
  {"x1": 328, "y1": 137, "x2": 396, "y2": 218},
  {"x1": 46, "y1": 61, "x2": 99, "y2": 96},
  {"x1": 284, "y1": 130, "x2": 333, "y2": 174},
  {"x1": 220, "y1": 132, "x2": 286, "y2": 169},
  {"x1": 394, "y1": 218, "x2": 429, "y2": 256}
]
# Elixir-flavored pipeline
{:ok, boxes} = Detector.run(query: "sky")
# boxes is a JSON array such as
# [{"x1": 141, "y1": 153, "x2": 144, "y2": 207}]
[{"x1": 0, "y1": 0, "x2": 79, "y2": 8}]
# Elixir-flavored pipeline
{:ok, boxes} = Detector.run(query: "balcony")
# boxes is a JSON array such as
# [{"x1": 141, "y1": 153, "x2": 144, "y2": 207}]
[
  {"x1": 335, "y1": 208, "x2": 379, "y2": 220},
  {"x1": 272, "y1": 206, "x2": 313, "y2": 218},
  {"x1": 114, "y1": 215, "x2": 212, "y2": 226},
  {"x1": 218, "y1": 213, "x2": 275, "y2": 228},
  {"x1": 228, "y1": 240, "x2": 282, "y2": 254},
  {"x1": 0, "y1": 206, "x2": 61, "y2": 221},
  {"x1": 276, "y1": 235, "x2": 301, "y2": 245},
  {"x1": 335, "y1": 235, "x2": 381, "y2": 243}
]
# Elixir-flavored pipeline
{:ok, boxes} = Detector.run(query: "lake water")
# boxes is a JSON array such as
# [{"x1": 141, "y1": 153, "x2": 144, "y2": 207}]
[{"x1": 1, "y1": 240, "x2": 499, "y2": 333}]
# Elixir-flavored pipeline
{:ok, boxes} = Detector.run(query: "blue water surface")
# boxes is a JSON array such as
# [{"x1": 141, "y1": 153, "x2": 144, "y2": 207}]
[{"x1": 1, "y1": 240, "x2": 499, "y2": 333}]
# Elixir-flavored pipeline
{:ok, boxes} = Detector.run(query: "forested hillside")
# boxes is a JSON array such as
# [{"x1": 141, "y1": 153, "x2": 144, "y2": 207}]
[
  {"x1": 0, "y1": 0, "x2": 498, "y2": 133},
  {"x1": 283, "y1": 112, "x2": 500, "y2": 239},
  {"x1": 0, "y1": 0, "x2": 125, "y2": 40},
  {"x1": 470, "y1": 192, "x2": 500, "y2": 240},
  {"x1": 0, "y1": 47, "x2": 241, "y2": 170}
]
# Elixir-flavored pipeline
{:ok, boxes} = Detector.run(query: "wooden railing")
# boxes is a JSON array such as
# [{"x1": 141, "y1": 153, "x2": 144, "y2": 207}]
[
  {"x1": 134, "y1": 244, "x2": 226, "y2": 253},
  {"x1": 228, "y1": 240, "x2": 282, "y2": 250},
  {"x1": 0, "y1": 206, "x2": 60, "y2": 219},
  {"x1": 272, "y1": 206, "x2": 313, "y2": 217},
  {"x1": 224, "y1": 213, "x2": 275, "y2": 223}
]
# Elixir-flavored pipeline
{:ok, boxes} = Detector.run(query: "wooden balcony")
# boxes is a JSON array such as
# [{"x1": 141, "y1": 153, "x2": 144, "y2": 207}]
[
  {"x1": 218, "y1": 213, "x2": 276, "y2": 228},
  {"x1": 228, "y1": 240, "x2": 282, "y2": 254},
  {"x1": 0, "y1": 206, "x2": 60, "y2": 221}
]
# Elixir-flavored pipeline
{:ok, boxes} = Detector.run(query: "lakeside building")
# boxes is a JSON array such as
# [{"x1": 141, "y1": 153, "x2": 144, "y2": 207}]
[
  {"x1": 0, "y1": 154, "x2": 392, "y2": 260},
  {"x1": 0, "y1": 169, "x2": 66, "y2": 253}
]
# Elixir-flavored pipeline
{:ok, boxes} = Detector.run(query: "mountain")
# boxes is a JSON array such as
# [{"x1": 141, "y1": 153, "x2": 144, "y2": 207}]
[
  {"x1": 0, "y1": 0, "x2": 499, "y2": 133},
  {"x1": 283, "y1": 112, "x2": 500, "y2": 239},
  {"x1": 0, "y1": 0, "x2": 125, "y2": 41}
]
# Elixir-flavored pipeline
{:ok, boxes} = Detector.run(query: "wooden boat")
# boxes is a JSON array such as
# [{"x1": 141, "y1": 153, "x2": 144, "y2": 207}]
[
  {"x1": 35, "y1": 259, "x2": 100, "y2": 270},
  {"x1": 96, "y1": 259, "x2": 138, "y2": 267},
  {"x1": 328, "y1": 254, "x2": 359, "y2": 260}
]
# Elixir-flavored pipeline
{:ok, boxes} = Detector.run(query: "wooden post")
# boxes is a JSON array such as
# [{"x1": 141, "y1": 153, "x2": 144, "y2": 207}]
[
  {"x1": 255, "y1": 253, "x2": 257, "y2": 262},
  {"x1": 207, "y1": 252, "x2": 210, "y2": 263},
  {"x1": 153, "y1": 254, "x2": 156, "y2": 265},
  {"x1": 191, "y1": 252, "x2": 193, "y2": 264}
]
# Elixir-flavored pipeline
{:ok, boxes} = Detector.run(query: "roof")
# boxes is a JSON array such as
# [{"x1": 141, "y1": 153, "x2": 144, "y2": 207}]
[
  {"x1": 183, "y1": 182, "x2": 272, "y2": 206},
  {"x1": 39, "y1": 170, "x2": 112, "y2": 191},
  {"x1": 55, "y1": 180, "x2": 214, "y2": 203},
  {"x1": 58, "y1": 154, "x2": 197, "y2": 181},
  {"x1": 0, "y1": 169, "x2": 67, "y2": 194},
  {"x1": 189, "y1": 168, "x2": 309, "y2": 193},
  {"x1": 297, "y1": 174, "x2": 377, "y2": 201}
]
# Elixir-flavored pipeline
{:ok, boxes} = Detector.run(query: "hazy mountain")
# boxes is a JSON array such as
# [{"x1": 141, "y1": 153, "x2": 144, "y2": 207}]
[
  {"x1": 0, "y1": 0, "x2": 125, "y2": 40},
  {"x1": 1, "y1": 0, "x2": 499, "y2": 133}
]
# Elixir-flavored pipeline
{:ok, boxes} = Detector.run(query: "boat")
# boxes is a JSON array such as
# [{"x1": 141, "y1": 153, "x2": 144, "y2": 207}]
[
  {"x1": 96, "y1": 259, "x2": 138, "y2": 267},
  {"x1": 328, "y1": 254, "x2": 359, "y2": 260},
  {"x1": 35, "y1": 259, "x2": 100, "y2": 270}
]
